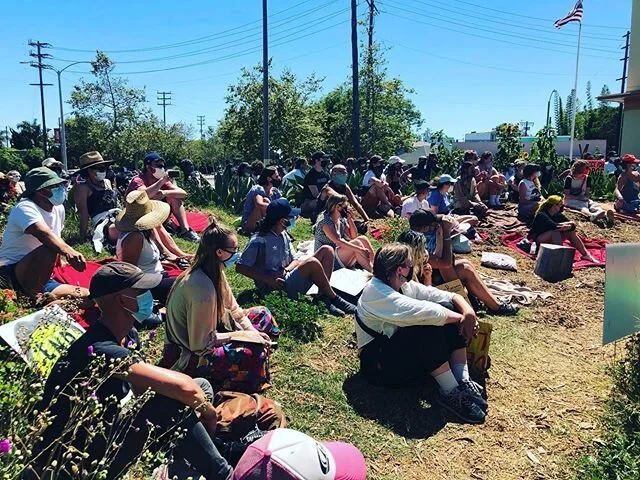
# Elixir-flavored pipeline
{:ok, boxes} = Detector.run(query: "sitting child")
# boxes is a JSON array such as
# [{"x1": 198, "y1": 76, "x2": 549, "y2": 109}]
[{"x1": 563, "y1": 160, "x2": 614, "y2": 224}]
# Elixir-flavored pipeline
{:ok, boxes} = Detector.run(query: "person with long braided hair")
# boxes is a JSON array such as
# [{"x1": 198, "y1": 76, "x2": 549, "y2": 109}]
[{"x1": 162, "y1": 218, "x2": 279, "y2": 393}]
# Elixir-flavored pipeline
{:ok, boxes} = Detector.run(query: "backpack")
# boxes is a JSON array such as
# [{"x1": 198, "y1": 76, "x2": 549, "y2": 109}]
[{"x1": 214, "y1": 391, "x2": 287, "y2": 441}]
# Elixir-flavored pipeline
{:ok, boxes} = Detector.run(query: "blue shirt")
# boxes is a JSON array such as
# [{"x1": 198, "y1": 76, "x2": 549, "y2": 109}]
[
  {"x1": 241, "y1": 185, "x2": 282, "y2": 225},
  {"x1": 238, "y1": 231, "x2": 294, "y2": 293},
  {"x1": 428, "y1": 189, "x2": 451, "y2": 214}
]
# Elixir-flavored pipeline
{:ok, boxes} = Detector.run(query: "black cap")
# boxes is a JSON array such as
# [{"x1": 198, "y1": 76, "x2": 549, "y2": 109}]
[
  {"x1": 311, "y1": 151, "x2": 330, "y2": 162},
  {"x1": 90, "y1": 262, "x2": 162, "y2": 299},
  {"x1": 409, "y1": 209, "x2": 442, "y2": 230}
]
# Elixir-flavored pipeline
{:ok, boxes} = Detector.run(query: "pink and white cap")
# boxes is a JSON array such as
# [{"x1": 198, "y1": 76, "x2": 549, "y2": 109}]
[{"x1": 232, "y1": 428, "x2": 367, "y2": 480}]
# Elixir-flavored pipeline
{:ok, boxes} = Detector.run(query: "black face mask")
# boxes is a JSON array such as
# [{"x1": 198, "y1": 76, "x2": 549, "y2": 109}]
[
  {"x1": 400, "y1": 266, "x2": 414, "y2": 282},
  {"x1": 271, "y1": 178, "x2": 282, "y2": 188},
  {"x1": 340, "y1": 207, "x2": 348, "y2": 218},
  {"x1": 283, "y1": 218, "x2": 292, "y2": 228},
  {"x1": 373, "y1": 166, "x2": 383, "y2": 176}
]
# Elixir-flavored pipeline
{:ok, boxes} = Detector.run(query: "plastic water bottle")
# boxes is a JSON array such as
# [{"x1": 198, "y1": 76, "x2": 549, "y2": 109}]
[{"x1": 530, "y1": 242, "x2": 537, "y2": 256}]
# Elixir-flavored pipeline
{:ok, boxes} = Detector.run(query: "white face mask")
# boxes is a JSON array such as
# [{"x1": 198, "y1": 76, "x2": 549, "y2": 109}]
[
  {"x1": 153, "y1": 167, "x2": 166, "y2": 180},
  {"x1": 95, "y1": 172, "x2": 107, "y2": 181}
]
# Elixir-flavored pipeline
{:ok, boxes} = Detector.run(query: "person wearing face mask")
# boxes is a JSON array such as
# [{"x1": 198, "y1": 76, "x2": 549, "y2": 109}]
[
  {"x1": 0, "y1": 167, "x2": 88, "y2": 299},
  {"x1": 313, "y1": 194, "x2": 374, "y2": 272},
  {"x1": 127, "y1": 152, "x2": 199, "y2": 242},
  {"x1": 355, "y1": 243, "x2": 487, "y2": 424},
  {"x1": 241, "y1": 166, "x2": 283, "y2": 234},
  {"x1": 28, "y1": 262, "x2": 233, "y2": 480},
  {"x1": 300, "y1": 151, "x2": 332, "y2": 221},
  {"x1": 475, "y1": 152, "x2": 506, "y2": 208},
  {"x1": 163, "y1": 220, "x2": 279, "y2": 394},
  {"x1": 428, "y1": 175, "x2": 478, "y2": 232},
  {"x1": 319, "y1": 164, "x2": 370, "y2": 222},
  {"x1": 73, "y1": 151, "x2": 120, "y2": 246},
  {"x1": 116, "y1": 191, "x2": 180, "y2": 323},
  {"x1": 237, "y1": 198, "x2": 357, "y2": 317},
  {"x1": 42, "y1": 157, "x2": 65, "y2": 178},
  {"x1": 281, "y1": 157, "x2": 307, "y2": 187},
  {"x1": 401, "y1": 181, "x2": 431, "y2": 219},
  {"x1": 518, "y1": 164, "x2": 544, "y2": 221}
]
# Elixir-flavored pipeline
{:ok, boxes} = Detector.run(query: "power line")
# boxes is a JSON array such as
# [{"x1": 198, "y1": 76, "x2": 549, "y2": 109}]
[
  {"x1": 157, "y1": 91, "x2": 172, "y2": 127},
  {"x1": 380, "y1": 1, "x2": 618, "y2": 55},
  {"x1": 50, "y1": 0, "x2": 334, "y2": 54}
]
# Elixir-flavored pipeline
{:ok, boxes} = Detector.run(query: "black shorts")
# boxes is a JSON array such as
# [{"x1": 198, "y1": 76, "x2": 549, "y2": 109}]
[
  {"x1": 0, "y1": 263, "x2": 20, "y2": 292},
  {"x1": 359, "y1": 324, "x2": 467, "y2": 387}
]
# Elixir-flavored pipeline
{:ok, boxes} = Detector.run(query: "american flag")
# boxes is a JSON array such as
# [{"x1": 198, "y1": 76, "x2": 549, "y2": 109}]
[{"x1": 554, "y1": 1, "x2": 584, "y2": 29}]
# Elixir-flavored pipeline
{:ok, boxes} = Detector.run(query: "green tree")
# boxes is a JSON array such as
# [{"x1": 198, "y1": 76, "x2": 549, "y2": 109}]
[
  {"x1": 70, "y1": 51, "x2": 147, "y2": 134},
  {"x1": 494, "y1": 123, "x2": 523, "y2": 171},
  {"x1": 10, "y1": 120, "x2": 44, "y2": 150},
  {"x1": 0, "y1": 148, "x2": 28, "y2": 173},
  {"x1": 22, "y1": 148, "x2": 45, "y2": 170},
  {"x1": 217, "y1": 63, "x2": 324, "y2": 162},
  {"x1": 530, "y1": 125, "x2": 560, "y2": 170}
]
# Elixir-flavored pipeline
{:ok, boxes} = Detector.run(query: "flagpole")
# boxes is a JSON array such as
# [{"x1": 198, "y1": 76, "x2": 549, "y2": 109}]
[{"x1": 568, "y1": 22, "x2": 582, "y2": 162}]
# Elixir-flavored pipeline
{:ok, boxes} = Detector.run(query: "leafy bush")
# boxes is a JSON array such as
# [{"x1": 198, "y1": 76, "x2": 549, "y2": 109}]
[
  {"x1": 183, "y1": 171, "x2": 253, "y2": 214},
  {"x1": 576, "y1": 335, "x2": 640, "y2": 479},
  {"x1": 264, "y1": 291, "x2": 325, "y2": 343},
  {"x1": 589, "y1": 170, "x2": 616, "y2": 201},
  {"x1": 0, "y1": 149, "x2": 28, "y2": 174},
  {"x1": 495, "y1": 123, "x2": 523, "y2": 172},
  {"x1": 431, "y1": 130, "x2": 463, "y2": 178}
]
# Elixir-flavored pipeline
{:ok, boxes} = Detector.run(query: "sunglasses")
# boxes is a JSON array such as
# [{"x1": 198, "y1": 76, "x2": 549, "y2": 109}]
[{"x1": 221, "y1": 247, "x2": 239, "y2": 254}]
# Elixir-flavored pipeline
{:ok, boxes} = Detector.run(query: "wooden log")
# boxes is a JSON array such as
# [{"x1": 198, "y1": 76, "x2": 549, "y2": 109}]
[{"x1": 534, "y1": 243, "x2": 575, "y2": 282}]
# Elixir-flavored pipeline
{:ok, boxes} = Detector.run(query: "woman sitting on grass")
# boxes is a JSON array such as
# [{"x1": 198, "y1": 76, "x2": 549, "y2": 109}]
[
  {"x1": 397, "y1": 230, "x2": 432, "y2": 286},
  {"x1": 518, "y1": 164, "x2": 544, "y2": 221},
  {"x1": 453, "y1": 161, "x2": 488, "y2": 219},
  {"x1": 355, "y1": 243, "x2": 487, "y2": 425},
  {"x1": 475, "y1": 151, "x2": 506, "y2": 208},
  {"x1": 563, "y1": 160, "x2": 614, "y2": 225},
  {"x1": 429, "y1": 174, "x2": 478, "y2": 233},
  {"x1": 529, "y1": 196, "x2": 599, "y2": 263},
  {"x1": 162, "y1": 219, "x2": 279, "y2": 394},
  {"x1": 614, "y1": 154, "x2": 640, "y2": 214},
  {"x1": 313, "y1": 193, "x2": 374, "y2": 271}
]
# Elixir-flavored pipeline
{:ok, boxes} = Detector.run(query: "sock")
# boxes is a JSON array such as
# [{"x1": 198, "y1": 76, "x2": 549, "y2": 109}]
[
  {"x1": 451, "y1": 363, "x2": 470, "y2": 382},
  {"x1": 489, "y1": 195, "x2": 497, "y2": 206},
  {"x1": 434, "y1": 370, "x2": 459, "y2": 394}
]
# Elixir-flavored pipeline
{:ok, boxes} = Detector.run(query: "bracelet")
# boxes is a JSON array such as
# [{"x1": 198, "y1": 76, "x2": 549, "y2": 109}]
[{"x1": 443, "y1": 237, "x2": 452, "y2": 241}]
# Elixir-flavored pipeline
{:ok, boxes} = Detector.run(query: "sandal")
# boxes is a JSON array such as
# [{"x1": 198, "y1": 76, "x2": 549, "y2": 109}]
[{"x1": 487, "y1": 303, "x2": 519, "y2": 316}]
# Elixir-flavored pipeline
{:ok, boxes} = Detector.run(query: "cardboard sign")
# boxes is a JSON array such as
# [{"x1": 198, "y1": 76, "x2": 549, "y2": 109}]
[
  {"x1": 436, "y1": 279, "x2": 471, "y2": 304},
  {"x1": 603, "y1": 243, "x2": 640, "y2": 345},
  {"x1": 0, "y1": 305, "x2": 85, "y2": 377}
]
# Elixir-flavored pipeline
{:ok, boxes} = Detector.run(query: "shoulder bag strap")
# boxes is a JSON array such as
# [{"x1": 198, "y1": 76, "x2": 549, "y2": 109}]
[{"x1": 354, "y1": 311, "x2": 386, "y2": 340}]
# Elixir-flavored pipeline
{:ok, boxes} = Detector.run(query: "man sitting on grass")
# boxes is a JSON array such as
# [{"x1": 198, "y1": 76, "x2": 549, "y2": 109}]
[
  {"x1": 127, "y1": 151, "x2": 199, "y2": 242},
  {"x1": 236, "y1": 198, "x2": 356, "y2": 317},
  {"x1": 0, "y1": 167, "x2": 88, "y2": 299},
  {"x1": 27, "y1": 262, "x2": 233, "y2": 480}
]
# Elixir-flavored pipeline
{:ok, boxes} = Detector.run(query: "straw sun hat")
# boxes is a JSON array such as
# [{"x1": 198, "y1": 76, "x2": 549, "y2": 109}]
[{"x1": 116, "y1": 190, "x2": 170, "y2": 232}]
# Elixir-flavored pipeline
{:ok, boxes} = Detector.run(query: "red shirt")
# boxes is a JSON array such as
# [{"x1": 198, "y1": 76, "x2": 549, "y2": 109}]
[{"x1": 126, "y1": 174, "x2": 172, "y2": 195}]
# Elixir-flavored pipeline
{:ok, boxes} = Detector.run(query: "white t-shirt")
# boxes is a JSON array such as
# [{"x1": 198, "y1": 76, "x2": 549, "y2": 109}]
[
  {"x1": 362, "y1": 170, "x2": 386, "y2": 187},
  {"x1": 0, "y1": 199, "x2": 65, "y2": 266},
  {"x1": 401, "y1": 196, "x2": 430, "y2": 219}
]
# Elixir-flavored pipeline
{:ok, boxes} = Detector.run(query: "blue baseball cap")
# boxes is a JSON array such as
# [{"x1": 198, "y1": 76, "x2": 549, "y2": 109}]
[
  {"x1": 437, "y1": 174, "x2": 457, "y2": 185},
  {"x1": 266, "y1": 198, "x2": 301, "y2": 221},
  {"x1": 144, "y1": 152, "x2": 164, "y2": 164}
]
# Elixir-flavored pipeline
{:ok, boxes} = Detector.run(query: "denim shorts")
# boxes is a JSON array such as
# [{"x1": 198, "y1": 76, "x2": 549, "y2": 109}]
[{"x1": 284, "y1": 267, "x2": 314, "y2": 299}]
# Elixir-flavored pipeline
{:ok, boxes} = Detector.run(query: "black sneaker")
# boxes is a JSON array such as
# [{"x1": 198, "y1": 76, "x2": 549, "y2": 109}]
[
  {"x1": 323, "y1": 299, "x2": 345, "y2": 317},
  {"x1": 487, "y1": 303, "x2": 519, "y2": 316},
  {"x1": 459, "y1": 379, "x2": 488, "y2": 412},
  {"x1": 436, "y1": 386, "x2": 486, "y2": 424},
  {"x1": 179, "y1": 229, "x2": 200, "y2": 242},
  {"x1": 331, "y1": 295, "x2": 356, "y2": 315}
]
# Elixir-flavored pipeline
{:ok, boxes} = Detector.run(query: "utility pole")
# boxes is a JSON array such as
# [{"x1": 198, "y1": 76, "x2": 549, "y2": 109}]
[
  {"x1": 520, "y1": 120, "x2": 535, "y2": 137},
  {"x1": 262, "y1": 0, "x2": 270, "y2": 163},
  {"x1": 26, "y1": 40, "x2": 53, "y2": 156},
  {"x1": 4, "y1": 126, "x2": 9, "y2": 148},
  {"x1": 351, "y1": 0, "x2": 361, "y2": 158},
  {"x1": 365, "y1": 0, "x2": 378, "y2": 155},
  {"x1": 197, "y1": 115, "x2": 206, "y2": 140},
  {"x1": 157, "y1": 91, "x2": 172, "y2": 127},
  {"x1": 617, "y1": 30, "x2": 631, "y2": 154}
]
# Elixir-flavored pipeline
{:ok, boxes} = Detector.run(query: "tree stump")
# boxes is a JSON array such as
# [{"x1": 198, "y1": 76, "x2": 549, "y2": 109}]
[{"x1": 534, "y1": 243, "x2": 575, "y2": 282}]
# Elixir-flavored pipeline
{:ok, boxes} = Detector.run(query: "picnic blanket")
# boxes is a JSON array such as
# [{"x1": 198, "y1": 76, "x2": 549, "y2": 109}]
[
  {"x1": 500, "y1": 232, "x2": 607, "y2": 270},
  {"x1": 52, "y1": 258, "x2": 183, "y2": 289},
  {"x1": 480, "y1": 274, "x2": 552, "y2": 306},
  {"x1": 479, "y1": 205, "x2": 527, "y2": 233},
  {"x1": 171, "y1": 211, "x2": 211, "y2": 233}
]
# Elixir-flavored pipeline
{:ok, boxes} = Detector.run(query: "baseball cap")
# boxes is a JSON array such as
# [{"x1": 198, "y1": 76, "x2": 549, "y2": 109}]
[
  {"x1": 24, "y1": 167, "x2": 67, "y2": 194},
  {"x1": 311, "y1": 151, "x2": 330, "y2": 162},
  {"x1": 437, "y1": 174, "x2": 457, "y2": 185},
  {"x1": 266, "y1": 198, "x2": 301, "y2": 221},
  {"x1": 144, "y1": 152, "x2": 164, "y2": 165},
  {"x1": 42, "y1": 158, "x2": 63, "y2": 169},
  {"x1": 414, "y1": 181, "x2": 430, "y2": 194},
  {"x1": 388, "y1": 156, "x2": 405, "y2": 165},
  {"x1": 409, "y1": 209, "x2": 442, "y2": 230},
  {"x1": 621, "y1": 154, "x2": 640, "y2": 164},
  {"x1": 90, "y1": 262, "x2": 162, "y2": 299},
  {"x1": 232, "y1": 428, "x2": 366, "y2": 480}
]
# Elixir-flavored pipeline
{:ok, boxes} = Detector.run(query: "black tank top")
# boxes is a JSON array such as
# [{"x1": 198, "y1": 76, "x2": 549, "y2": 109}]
[{"x1": 86, "y1": 181, "x2": 117, "y2": 218}]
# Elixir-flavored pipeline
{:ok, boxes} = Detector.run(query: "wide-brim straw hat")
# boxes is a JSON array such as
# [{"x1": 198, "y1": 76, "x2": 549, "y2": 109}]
[
  {"x1": 78, "y1": 151, "x2": 114, "y2": 171},
  {"x1": 116, "y1": 190, "x2": 170, "y2": 232}
]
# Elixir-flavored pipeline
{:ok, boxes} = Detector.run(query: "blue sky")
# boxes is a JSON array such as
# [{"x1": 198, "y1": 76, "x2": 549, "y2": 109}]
[{"x1": 0, "y1": 0, "x2": 632, "y2": 142}]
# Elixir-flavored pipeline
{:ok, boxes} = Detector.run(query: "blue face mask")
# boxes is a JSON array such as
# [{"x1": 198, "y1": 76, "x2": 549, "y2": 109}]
[
  {"x1": 124, "y1": 291, "x2": 154, "y2": 323},
  {"x1": 332, "y1": 174, "x2": 348, "y2": 186},
  {"x1": 223, "y1": 252, "x2": 241, "y2": 269},
  {"x1": 49, "y1": 186, "x2": 67, "y2": 206},
  {"x1": 284, "y1": 216, "x2": 296, "y2": 231}
]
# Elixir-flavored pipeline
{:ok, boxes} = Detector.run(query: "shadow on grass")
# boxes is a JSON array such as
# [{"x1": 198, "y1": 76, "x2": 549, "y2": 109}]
[{"x1": 342, "y1": 373, "x2": 447, "y2": 439}]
